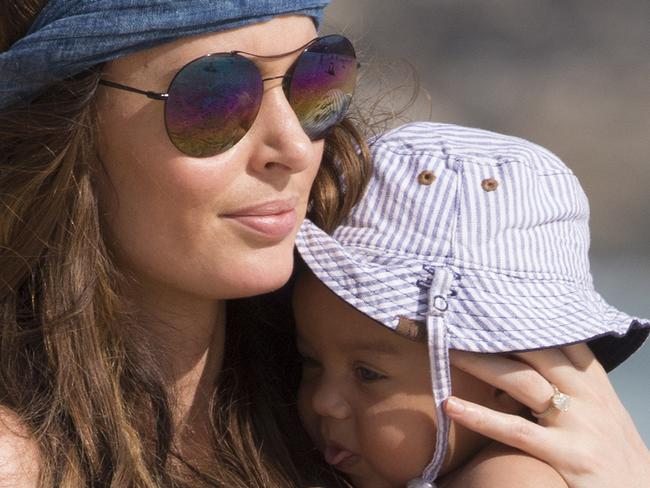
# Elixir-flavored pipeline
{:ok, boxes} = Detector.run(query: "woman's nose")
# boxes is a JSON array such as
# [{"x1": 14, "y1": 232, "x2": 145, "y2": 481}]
[
  {"x1": 310, "y1": 377, "x2": 351, "y2": 420},
  {"x1": 244, "y1": 83, "x2": 318, "y2": 175}
]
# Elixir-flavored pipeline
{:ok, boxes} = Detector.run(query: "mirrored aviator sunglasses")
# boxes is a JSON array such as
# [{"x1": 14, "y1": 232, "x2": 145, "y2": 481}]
[{"x1": 99, "y1": 34, "x2": 358, "y2": 158}]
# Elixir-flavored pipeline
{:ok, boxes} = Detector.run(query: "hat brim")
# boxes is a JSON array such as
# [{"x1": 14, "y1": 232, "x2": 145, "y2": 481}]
[{"x1": 296, "y1": 219, "x2": 649, "y2": 371}]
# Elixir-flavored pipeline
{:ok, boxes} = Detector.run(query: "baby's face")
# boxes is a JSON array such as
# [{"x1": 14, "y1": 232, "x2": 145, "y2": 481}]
[{"x1": 293, "y1": 272, "x2": 437, "y2": 488}]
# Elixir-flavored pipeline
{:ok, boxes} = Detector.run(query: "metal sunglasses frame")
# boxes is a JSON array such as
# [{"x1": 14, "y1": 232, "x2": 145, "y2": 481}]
[{"x1": 98, "y1": 34, "x2": 358, "y2": 101}]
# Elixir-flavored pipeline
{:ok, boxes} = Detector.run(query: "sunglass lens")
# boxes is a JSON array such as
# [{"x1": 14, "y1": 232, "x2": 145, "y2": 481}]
[
  {"x1": 286, "y1": 35, "x2": 357, "y2": 140},
  {"x1": 165, "y1": 54, "x2": 263, "y2": 158}
]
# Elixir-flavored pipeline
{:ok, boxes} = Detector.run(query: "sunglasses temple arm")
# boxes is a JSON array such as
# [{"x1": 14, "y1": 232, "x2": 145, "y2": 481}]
[{"x1": 98, "y1": 79, "x2": 168, "y2": 101}]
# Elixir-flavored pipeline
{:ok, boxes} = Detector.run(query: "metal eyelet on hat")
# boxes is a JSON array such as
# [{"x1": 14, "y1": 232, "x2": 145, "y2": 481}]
[
  {"x1": 481, "y1": 177, "x2": 499, "y2": 192},
  {"x1": 418, "y1": 170, "x2": 436, "y2": 185},
  {"x1": 431, "y1": 295, "x2": 448, "y2": 313}
]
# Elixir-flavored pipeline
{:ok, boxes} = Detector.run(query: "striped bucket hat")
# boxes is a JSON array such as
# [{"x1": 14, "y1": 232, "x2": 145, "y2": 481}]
[{"x1": 296, "y1": 121, "x2": 649, "y2": 487}]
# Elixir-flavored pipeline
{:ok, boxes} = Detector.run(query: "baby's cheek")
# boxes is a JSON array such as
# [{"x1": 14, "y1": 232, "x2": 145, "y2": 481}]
[
  {"x1": 363, "y1": 410, "x2": 437, "y2": 483},
  {"x1": 297, "y1": 384, "x2": 320, "y2": 443}
]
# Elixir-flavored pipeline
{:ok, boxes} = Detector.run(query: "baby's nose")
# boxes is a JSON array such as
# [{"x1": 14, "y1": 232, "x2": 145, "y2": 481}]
[{"x1": 311, "y1": 379, "x2": 352, "y2": 420}]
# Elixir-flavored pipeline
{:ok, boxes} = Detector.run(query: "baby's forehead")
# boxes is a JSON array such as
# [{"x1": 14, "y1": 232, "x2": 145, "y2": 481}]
[
  {"x1": 333, "y1": 336, "x2": 404, "y2": 355},
  {"x1": 297, "y1": 330, "x2": 419, "y2": 360},
  {"x1": 296, "y1": 314, "x2": 424, "y2": 357},
  {"x1": 294, "y1": 269, "x2": 428, "y2": 348}
]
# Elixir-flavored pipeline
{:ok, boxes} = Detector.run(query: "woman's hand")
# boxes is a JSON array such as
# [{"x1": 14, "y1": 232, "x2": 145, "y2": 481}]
[{"x1": 445, "y1": 344, "x2": 650, "y2": 488}]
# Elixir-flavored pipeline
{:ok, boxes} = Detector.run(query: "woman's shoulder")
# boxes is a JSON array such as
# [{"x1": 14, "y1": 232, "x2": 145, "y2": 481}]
[
  {"x1": 442, "y1": 442, "x2": 568, "y2": 488},
  {"x1": 0, "y1": 408, "x2": 40, "y2": 486}
]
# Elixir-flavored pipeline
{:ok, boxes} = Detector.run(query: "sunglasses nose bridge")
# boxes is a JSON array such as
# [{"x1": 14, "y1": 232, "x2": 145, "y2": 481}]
[
  {"x1": 261, "y1": 73, "x2": 294, "y2": 102},
  {"x1": 261, "y1": 74, "x2": 289, "y2": 83},
  {"x1": 260, "y1": 73, "x2": 294, "y2": 110}
]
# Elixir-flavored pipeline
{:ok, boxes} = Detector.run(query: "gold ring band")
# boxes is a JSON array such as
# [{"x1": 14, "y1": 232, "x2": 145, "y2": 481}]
[{"x1": 532, "y1": 384, "x2": 571, "y2": 419}]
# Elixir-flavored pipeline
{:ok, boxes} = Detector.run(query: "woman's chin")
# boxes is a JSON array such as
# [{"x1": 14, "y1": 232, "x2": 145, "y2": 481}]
[{"x1": 215, "y1": 263, "x2": 294, "y2": 299}]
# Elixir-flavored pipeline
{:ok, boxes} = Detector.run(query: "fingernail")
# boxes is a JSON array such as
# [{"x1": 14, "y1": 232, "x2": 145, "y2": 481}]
[{"x1": 445, "y1": 397, "x2": 465, "y2": 415}]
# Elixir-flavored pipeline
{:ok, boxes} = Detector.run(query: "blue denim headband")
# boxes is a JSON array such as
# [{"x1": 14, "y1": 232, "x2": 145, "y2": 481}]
[{"x1": 0, "y1": 0, "x2": 329, "y2": 110}]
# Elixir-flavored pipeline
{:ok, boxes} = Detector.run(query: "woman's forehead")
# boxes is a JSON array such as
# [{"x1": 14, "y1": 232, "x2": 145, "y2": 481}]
[{"x1": 102, "y1": 15, "x2": 317, "y2": 86}]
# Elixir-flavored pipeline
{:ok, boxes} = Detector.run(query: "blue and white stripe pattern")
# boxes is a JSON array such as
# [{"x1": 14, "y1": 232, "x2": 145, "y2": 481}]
[{"x1": 296, "y1": 122, "x2": 649, "y2": 485}]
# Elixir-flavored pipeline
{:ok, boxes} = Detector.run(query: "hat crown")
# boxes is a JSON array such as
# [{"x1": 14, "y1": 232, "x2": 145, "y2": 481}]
[{"x1": 335, "y1": 122, "x2": 591, "y2": 284}]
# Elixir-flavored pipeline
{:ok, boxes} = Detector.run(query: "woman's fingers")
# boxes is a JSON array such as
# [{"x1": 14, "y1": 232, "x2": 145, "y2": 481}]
[
  {"x1": 450, "y1": 351, "x2": 555, "y2": 413},
  {"x1": 511, "y1": 348, "x2": 585, "y2": 396},
  {"x1": 452, "y1": 345, "x2": 609, "y2": 413},
  {"x1": 561, "y1": 343, "x2": 601, "y2": 372},
  {"x1": 444, "y1": 396, "x2": 558, "y2": 464},
  {"x1": 515, "y1": 345, "x2": 613, "y2": 401}
]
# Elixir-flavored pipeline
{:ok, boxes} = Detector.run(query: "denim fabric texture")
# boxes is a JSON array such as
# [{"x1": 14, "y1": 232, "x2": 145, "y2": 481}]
[{"x1": 0, "y1": 0, "x2": 329, "y2": 110}]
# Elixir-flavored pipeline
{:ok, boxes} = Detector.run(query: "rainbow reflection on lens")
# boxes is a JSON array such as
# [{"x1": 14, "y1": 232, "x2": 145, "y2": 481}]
[
  {"x1": 286, "y1": 35, "x2": 357, "y2": 140},
  {"x1": 165, "y1": 54, "x2": 263, "y2": 158}
]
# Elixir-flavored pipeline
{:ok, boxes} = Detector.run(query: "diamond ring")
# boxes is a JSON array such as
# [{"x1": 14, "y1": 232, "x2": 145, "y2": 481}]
[{"x1": 532, "y1": 384, "x2": 571, "y2": 419}]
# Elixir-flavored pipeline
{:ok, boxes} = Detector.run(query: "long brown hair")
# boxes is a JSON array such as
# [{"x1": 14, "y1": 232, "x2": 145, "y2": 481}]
[{"x1": 0, "y1": 2, "x2": 371, "y2": 486}]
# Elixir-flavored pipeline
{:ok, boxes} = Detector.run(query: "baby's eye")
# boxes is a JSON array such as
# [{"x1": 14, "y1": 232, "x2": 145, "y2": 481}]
[{"x1": 354, "y1": 366, "x2": 386, "y2": 382}]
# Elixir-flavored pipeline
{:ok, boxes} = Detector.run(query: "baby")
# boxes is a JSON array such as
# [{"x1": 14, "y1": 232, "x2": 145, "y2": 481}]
[{"x1": 292, "y1": 122, "x2": 649, "y2": 487}]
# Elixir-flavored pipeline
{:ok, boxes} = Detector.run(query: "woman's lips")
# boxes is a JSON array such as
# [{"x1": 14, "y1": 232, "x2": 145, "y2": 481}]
[
  {"x1": 222, "y1": 198, "x2": 298, "y2": 239},
  {"x1": 225, "y1": 210, "x2": 296, "y2": 238},
  {"x1": 324, "y1": 445, "x2": 359, "y2": 470}
]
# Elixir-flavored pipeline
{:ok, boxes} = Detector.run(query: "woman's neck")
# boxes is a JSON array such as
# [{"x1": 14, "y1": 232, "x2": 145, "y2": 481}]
[{"x1": 125, "y1": 278, "x2": 227, "y2": 437}]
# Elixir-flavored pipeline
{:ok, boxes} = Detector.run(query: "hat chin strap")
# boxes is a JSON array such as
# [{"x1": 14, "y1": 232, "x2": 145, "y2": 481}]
[{"x1": 407, "y1": 268, "x2": 453, "y2": 488}]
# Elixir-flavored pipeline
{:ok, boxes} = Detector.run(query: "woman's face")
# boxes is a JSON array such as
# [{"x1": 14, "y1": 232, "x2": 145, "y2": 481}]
[{"x1": 95, "y1": 16, "x2": 322, "y2": 301}]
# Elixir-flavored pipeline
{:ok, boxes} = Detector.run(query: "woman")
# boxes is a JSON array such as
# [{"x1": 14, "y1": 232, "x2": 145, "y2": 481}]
[
  {"x1": 0, "y1": 1, "x2": 647, "y2": 487},
  {"x1": 1, "y1": 1, "x2": 369, "y2": 486}
]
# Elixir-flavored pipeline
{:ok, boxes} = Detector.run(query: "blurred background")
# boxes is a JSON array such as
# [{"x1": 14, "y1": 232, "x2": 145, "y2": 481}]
[{"x1": 323, "y1": 0, "x2": 649, "y2": 442}]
